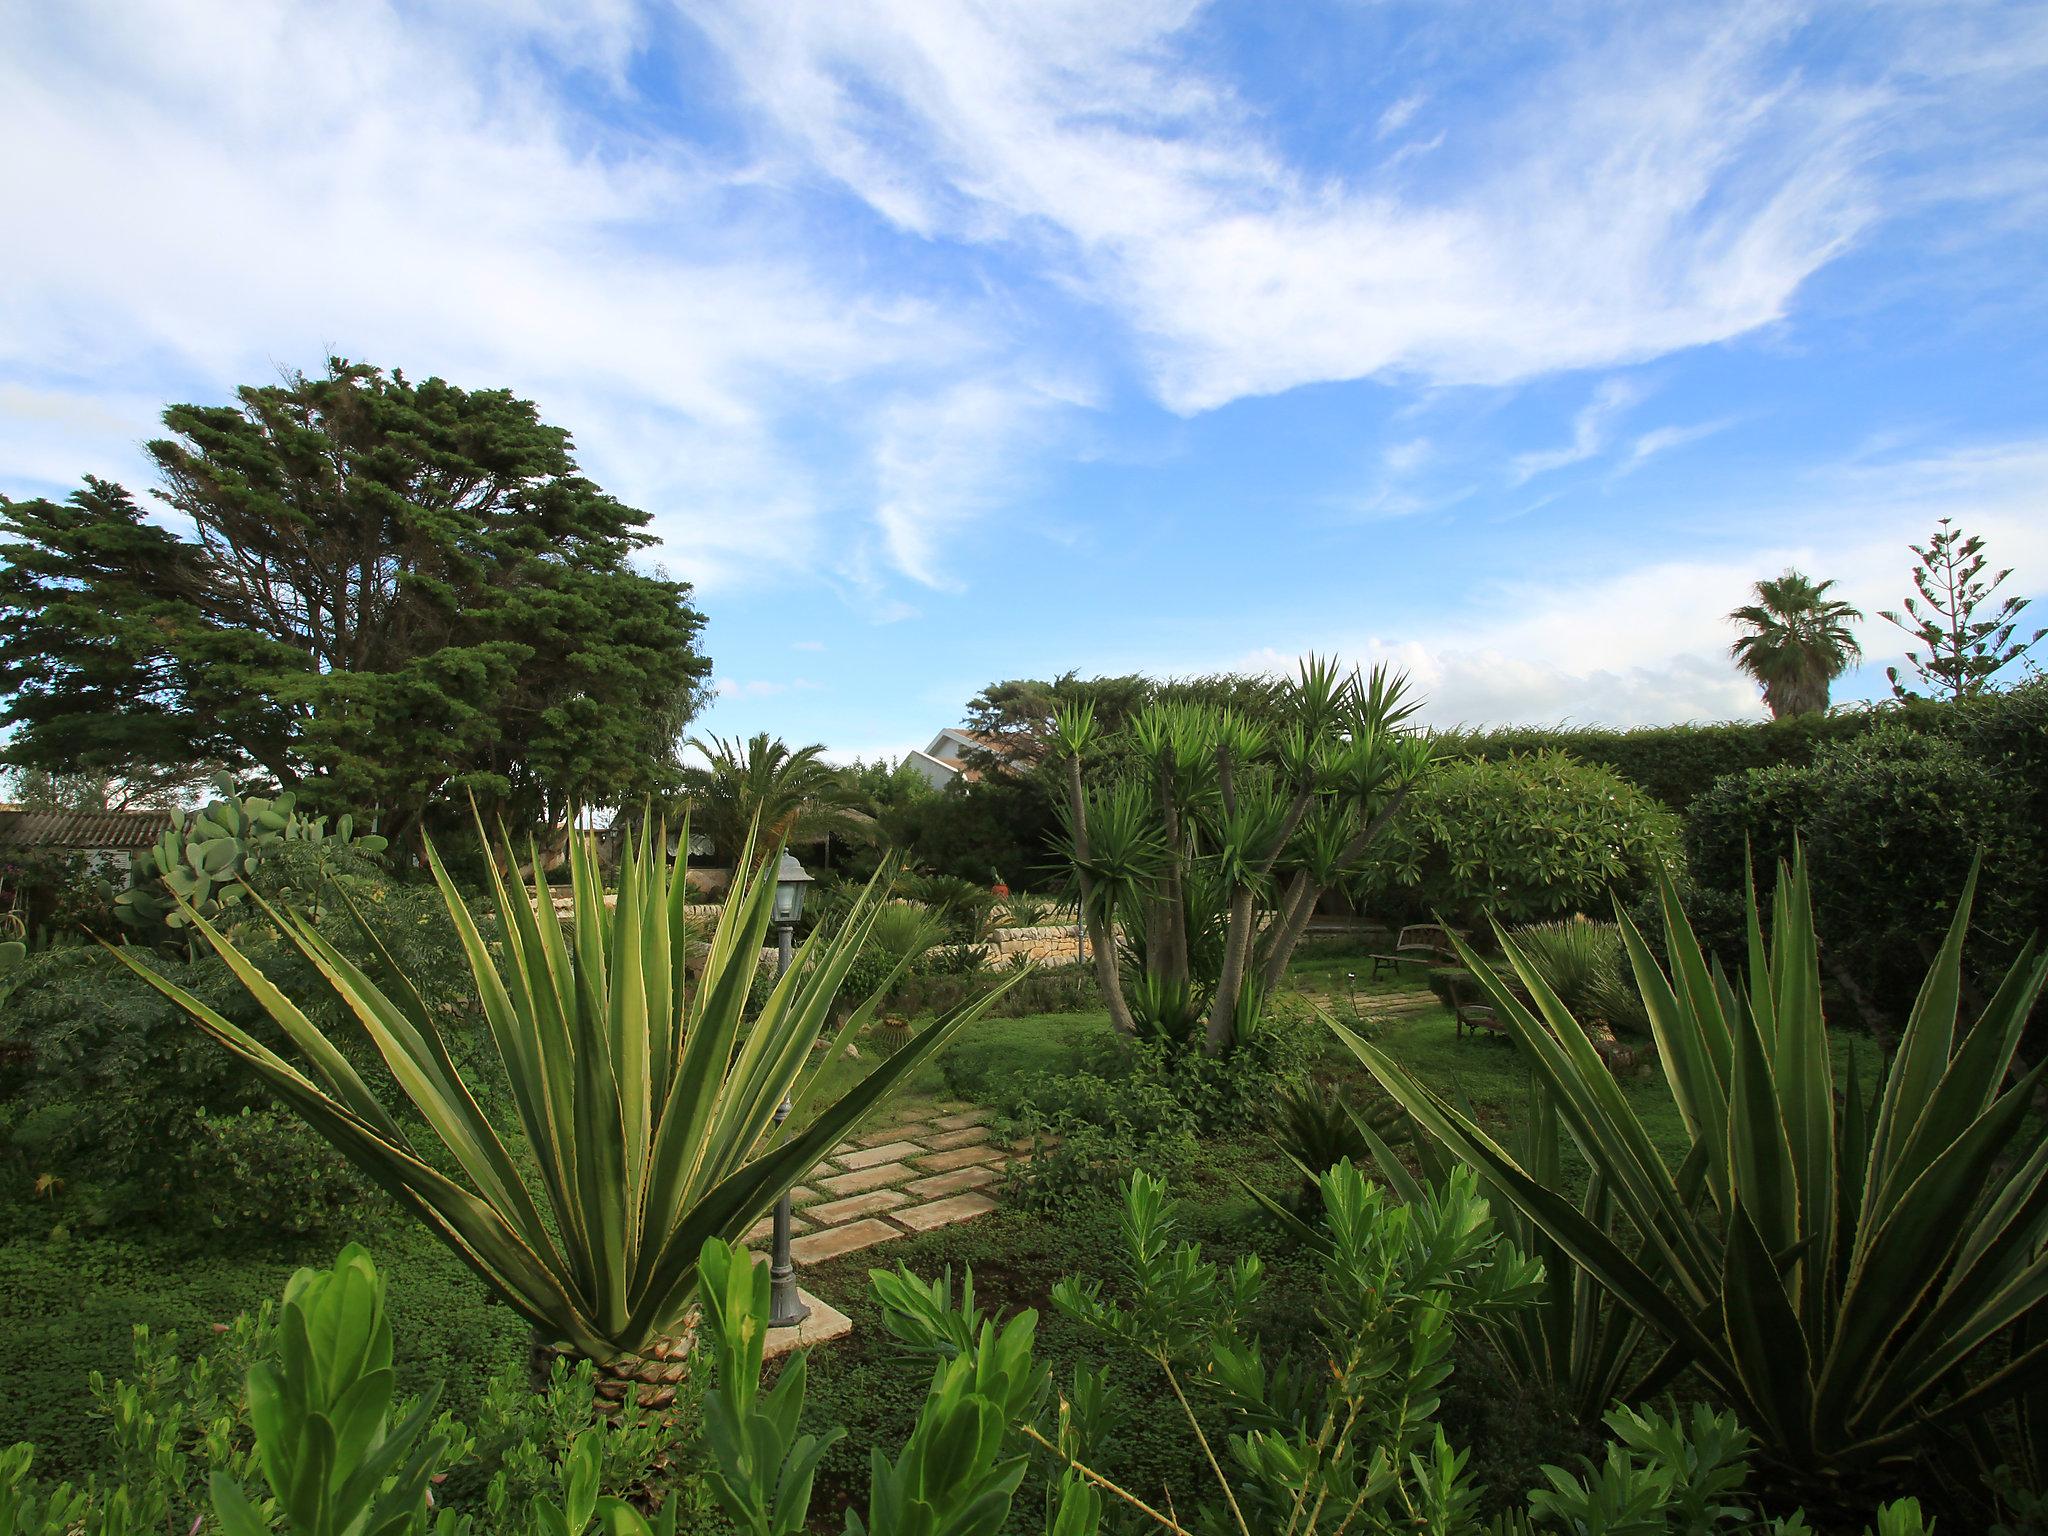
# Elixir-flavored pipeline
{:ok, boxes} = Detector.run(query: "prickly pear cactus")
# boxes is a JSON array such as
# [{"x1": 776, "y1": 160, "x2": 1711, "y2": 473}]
[{"x1": 116, "y1": 774, "x2": 388, "y2": 934}]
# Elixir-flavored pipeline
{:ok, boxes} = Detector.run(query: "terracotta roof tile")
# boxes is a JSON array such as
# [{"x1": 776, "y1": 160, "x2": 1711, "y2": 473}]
[{"x1": 0, "y1": 808, "x2": 173, "y2": 853}]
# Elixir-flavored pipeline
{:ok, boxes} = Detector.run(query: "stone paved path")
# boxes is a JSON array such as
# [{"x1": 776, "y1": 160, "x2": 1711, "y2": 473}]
[{"x1": 743, "y1": 1103, "x2": 1016, "y2": 1265}]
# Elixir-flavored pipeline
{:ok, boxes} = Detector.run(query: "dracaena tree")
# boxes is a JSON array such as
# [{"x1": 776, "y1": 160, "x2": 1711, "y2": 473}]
[{"x1": 1051, "y1": 658, "x2": 1432, "y2": 1056}]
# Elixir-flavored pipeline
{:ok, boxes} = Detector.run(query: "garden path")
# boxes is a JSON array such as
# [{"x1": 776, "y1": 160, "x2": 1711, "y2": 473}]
[{"x1": 742, "y1": 1103, "x2": 1015, "y2": 1264}]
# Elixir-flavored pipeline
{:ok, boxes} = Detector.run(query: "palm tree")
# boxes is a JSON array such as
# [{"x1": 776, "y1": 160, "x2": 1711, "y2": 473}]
[
  {"x1": 681, "y1": 732, "x2": 873, "y2": 868},
  {"x1": 1727, "y1": 570, "x2": 1863, "y2": 718}
]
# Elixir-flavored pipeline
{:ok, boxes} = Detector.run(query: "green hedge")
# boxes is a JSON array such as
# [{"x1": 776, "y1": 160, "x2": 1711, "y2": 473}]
[
  {"x1": 1685, "y1": 721, "x2": 2040, "y2": 1024},
  {"x1": 1436, "y1": 710, "x2": 1907, "y2": 812}
]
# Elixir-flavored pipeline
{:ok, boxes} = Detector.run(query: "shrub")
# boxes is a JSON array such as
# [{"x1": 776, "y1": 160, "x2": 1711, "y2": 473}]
[
  {"x1": 0, "y1": 875, "x2": 477, "y2": 1229},
  {"x1": 182, "y1": 1106, "x2": 380, "y2": 1239},
  {"x1": 1508, "y1": 917, "x2": 1650, "y2": 1039},
  {"x1": 1356, "y1": 750, "x2": 1681, "y2": 928},
  {"x1": 0, "y1": 850, "x2": 115, "y2": 949},
  {"x1": 1437, "y1": 710, "x2": 1896, "y2": 811},
  {"x1": 1000, "y1": 1066, "x2": 1199, "y2": 1211},
  {"x1": 1686, "y1": 722, "x2": 2036, "y2": 1022}
]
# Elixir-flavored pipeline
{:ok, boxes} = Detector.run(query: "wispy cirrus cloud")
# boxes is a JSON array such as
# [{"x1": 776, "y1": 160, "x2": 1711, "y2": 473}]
[
  {"x1": 689, "y1": 1, "x2": 1904, "y2": 413},
  {"x1": 1509, "y1": 378, "x2": 1651, "y2": 484}
]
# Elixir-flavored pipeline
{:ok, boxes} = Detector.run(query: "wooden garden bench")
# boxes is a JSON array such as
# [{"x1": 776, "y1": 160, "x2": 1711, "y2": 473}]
[{"x1": 1368, "y1": 924, "x2": 1465, "y2": 981}]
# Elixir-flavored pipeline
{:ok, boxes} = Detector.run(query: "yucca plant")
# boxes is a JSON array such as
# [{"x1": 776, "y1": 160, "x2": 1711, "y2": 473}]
[
  {"x1": 1337, "y1": 850, "x2": 2048, "y2": 1494},
  {"x1": 114, "y1": 816, "x2": 1024, "y2": 1400}
]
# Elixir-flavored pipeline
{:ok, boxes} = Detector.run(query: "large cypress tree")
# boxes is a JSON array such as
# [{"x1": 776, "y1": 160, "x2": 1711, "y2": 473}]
[{"x1": 0, "y1": 359, "x2": 710, "y2": 845}]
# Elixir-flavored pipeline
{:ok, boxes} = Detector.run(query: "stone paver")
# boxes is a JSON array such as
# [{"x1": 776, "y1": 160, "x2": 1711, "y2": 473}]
[
  {"x1": 819, "y1": 1161, "x2": 915, "y2": 1196},
  {"x1": 905, "y1": 1165, "x2": 999, "y2": 1198},
  {"x1": 808, "y1": 1187, "x2": 910, "y2": 1225},
  {"x1": 923, "y1": 1125, "x2": 992, "y2": 1151},
  {"x1": 914, "y1": 1144, "x2": 1001, "y2": 1173},
  {"x1": 856, "y1": 1123, "x2": 928, "y2": 1148},
  {"x1": 790, "y1": 1217, "x2": 902, "y2": 1264},
  {"x1": 838, "y1": 1140, "x2": 924, "y2": 1170},
  {"x1": 744, "y1": 1212, "x2": 809, "y2": 1243},
  {"x1": 762, "y1": 1101, "x2": 1026, "y2": 1305},
  {"x1": 891, "y1": 1192, "x2": 998, "y2": 1232}
]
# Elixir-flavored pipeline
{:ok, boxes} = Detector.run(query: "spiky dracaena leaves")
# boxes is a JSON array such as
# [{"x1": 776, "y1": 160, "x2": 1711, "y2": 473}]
[
  {"x1": 1339, "y1": 847, "x2": 2048, "y2": 1484},
  {"x1": 116, "y1": 815, "x2": 1027, "y2": 1363}
]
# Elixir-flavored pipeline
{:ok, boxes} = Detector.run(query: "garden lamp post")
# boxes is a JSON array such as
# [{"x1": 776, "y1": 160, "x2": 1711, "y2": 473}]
[{"x1": 767, "y1": 850, "x2": 815, "y2": 1329}]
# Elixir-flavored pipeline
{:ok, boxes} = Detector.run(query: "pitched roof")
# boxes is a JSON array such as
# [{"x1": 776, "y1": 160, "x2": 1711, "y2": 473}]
[{"x1": 0, "y1": 807, "x2": 174, "y2": 853}]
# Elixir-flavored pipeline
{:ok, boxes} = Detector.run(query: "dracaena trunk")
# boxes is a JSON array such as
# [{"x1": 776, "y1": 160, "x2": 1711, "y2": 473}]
[
  {"x1": 1066, "y1": 754, "x2": 1139, "y2": 1038},
  {"x1": 1204, "y1": 885, "x2": 1259, "y2": 1055}
]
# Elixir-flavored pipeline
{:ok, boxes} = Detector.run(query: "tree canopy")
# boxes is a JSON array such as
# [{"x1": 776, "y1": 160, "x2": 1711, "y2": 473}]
[{"x1": 0, "y1": 360, "x2": 710, "y2": 844}]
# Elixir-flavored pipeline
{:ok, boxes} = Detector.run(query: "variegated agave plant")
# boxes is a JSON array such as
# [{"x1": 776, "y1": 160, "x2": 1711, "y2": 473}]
[{"x1": 115, "y1": 816, "x2": 1023, "y2": 1370}]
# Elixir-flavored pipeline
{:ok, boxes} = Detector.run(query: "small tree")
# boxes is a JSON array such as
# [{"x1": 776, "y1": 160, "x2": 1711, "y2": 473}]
[
  {"x1": 1881, "y1": 517, "x2": 2043, "y2": 700},
  {"x1": 1051, "y1": 658, "x2": 1431, "y2": 1056}
]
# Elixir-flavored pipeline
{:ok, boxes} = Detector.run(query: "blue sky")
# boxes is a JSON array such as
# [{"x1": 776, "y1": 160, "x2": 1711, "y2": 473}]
[{"x1": 4, "y1": 1, "x2": 2045, "y2": 765}]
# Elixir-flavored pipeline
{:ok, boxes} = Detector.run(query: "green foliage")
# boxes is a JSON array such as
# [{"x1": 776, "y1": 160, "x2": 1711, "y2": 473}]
[
  {"x1": 1056, "y1": 658, "x2": 1433, "y2": 1056},
  {"x1": 1342, "y1": 851, "x2": 2048, "y2": 1493},
  {"x1": 681, "y1": 732, "x2": 871, "y2": 867},
  {"x1": 0, "y1": 360, "x2": 710, "y2": 838},
  {"x1": 1357, "y1": 750, "x2": 1681, "y2": 927},
  {"x1": 1, "y1": 848, "x2": 114, "y2": 952},
  {"x1": 208, "y1": 1244, "x2": 467, "y2": 1536},
  {"x1": 697, "y1": 1234, "x2": 1089, "y2": 1536},
  {"x1": 1685, "y1": 724, "x2": 2036, "y2": 1023},
  {"x1": 1525, "y1": 1403, "x2": 1935, "y2": 1535},
  {"x1": 0, "y1": 864, "x2": 478, "y2": 1228},
  {"x1": 115, "y1": 772, "x2": 388, "y2": 937},
  {"x1": 468, "y1": 1355, "x2": 704, "y2": 1529},
  {"x1": 1269, "y1": 1075, "x2": 1409, "y2": 1204},
  {"x1": 1002, "y1": 1066, "x2": 1201, "y2": 1213},
  {"x1": 1055, "y1": 1162, "x2": 1542, "y2": 1533},
  {"x1": 1437, "y1": 712, "x2": 1892, "y2": 814}
]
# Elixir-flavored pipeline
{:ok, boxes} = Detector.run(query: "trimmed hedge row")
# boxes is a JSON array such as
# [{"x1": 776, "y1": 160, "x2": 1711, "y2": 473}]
[{"x1": 1435, "y1": 707, "x2": 1922, "y2": 812}]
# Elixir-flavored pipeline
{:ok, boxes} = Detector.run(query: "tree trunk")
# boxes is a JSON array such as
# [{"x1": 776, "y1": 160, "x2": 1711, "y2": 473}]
[
  {"x1": 1204, "y1": 885, "x2": 1259, "y2": 1055},
  {"x1": 1066, "y1": 754, "x2": 1139, "y2": 1038},
  {"x1": 1256, "y1": 786, "x2": 1412, "y2": 995}
]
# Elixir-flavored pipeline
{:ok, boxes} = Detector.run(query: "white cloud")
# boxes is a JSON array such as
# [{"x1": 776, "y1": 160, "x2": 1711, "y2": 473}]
[
  {"x1": 867, "y1": 374, "x2": 1085, "y2": 589},
  {"x1": 694, "y1": 1, "x2": 1894, "y2": 412},
  {"x1": 1508, "y1": 377, "x2": 1650, "y2": 484},
  {"x1": 1616, "y1": 418, "x2": 1736, "y2": 476},
  {"x1": 1375, "y1": 91, "x2": 1427, "y2": 139},
  {"x1": 713, "y1": 676, "x2": 822, "y2": 701},
  {"x1": 0, "y1": 0, "x2": 1045, "y2": 593}
]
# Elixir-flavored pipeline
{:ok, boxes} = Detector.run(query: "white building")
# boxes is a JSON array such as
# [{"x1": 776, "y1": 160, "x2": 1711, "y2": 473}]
[{"x1": 902, "y1": 728, "x2": 1006, "y2": 791}]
